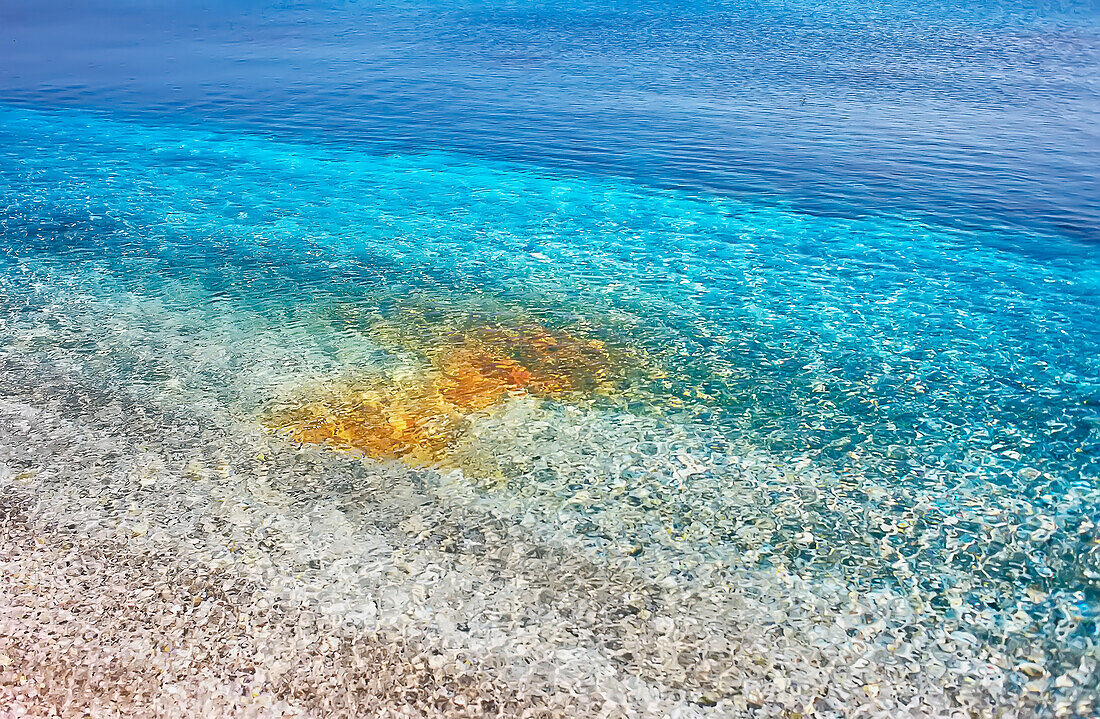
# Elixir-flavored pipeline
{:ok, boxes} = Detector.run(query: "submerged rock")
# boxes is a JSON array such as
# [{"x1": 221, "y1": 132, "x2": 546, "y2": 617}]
[
  {"x1": 265, "y1": 323, "x2": 626, "y2": 463},
  {"x1": 267, "y1": 379, "x2": 467, "y2": 463}
]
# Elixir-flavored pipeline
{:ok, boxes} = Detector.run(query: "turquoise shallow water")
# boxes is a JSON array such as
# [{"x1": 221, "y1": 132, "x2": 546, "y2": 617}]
[{"x1": 2, "y1": 103, "x2": 1100, "y2": 714}]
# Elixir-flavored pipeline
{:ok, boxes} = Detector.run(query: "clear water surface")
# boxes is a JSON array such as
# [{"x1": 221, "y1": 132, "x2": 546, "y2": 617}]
[{"x1": 1, "y1": 1, "x2": 1099, "y2": 716}]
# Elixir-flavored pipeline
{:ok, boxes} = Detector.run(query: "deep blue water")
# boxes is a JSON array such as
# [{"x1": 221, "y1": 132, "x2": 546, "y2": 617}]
[
  {"x1": 3, "y1": 0, "x2": 1099, "y2": 237},
  {"x1": 2, "y1": 1, "x2": 1100, "y2": 715}
]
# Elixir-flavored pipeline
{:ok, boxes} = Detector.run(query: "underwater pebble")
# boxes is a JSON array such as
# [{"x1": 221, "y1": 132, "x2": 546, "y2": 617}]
[{"x1": 0, "y1": 304, "x2": 1096, "y2": 718}]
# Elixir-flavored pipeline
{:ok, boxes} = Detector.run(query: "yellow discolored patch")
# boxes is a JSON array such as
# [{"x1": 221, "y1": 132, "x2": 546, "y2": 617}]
[
  {"x1": 454, "y1": 325, "x2": 616, "y2": 397},
  {"x1": 269, "y1": 379, "x2": 466, "y2": 464},
  {"x1": 266, "y1": 323, "x2": 626, "y2": 464}
]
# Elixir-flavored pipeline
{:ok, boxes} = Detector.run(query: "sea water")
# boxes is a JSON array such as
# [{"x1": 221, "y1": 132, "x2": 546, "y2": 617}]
[{"x1": 1, "y1": 1, "x2": 1098, "y2": 717}]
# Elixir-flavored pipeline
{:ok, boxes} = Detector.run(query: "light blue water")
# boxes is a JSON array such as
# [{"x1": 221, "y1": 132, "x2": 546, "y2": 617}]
[{"x1": 2, "y1": 0, "x2": 1100, "y2": 715}]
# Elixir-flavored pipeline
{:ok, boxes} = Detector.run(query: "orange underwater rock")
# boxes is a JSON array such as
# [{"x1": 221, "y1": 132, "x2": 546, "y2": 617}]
[
  {"x1": 434, "y1": 325, "x2": 618, "y2": 398},
  {"x1": 266, "y1": 323, "x2": 625, "y2": 464},
  {"x1": 430, "y1": 343, "x2": 530, "y2": 408},
  {"x1": 267, "y1": 380, "x2": 466, "y2": 463}
]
